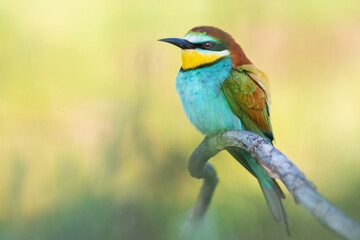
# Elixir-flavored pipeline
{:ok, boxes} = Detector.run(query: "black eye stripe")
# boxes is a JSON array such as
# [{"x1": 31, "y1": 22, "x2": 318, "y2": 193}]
[{"x1": 193, "y1": 41, "x2": 228, "y2": 51}]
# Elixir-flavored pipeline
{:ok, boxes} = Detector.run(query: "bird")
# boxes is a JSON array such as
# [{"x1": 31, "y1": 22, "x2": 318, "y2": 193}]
[{"x1": 159, "y1": 26, "x2": 289, "y2": 235}]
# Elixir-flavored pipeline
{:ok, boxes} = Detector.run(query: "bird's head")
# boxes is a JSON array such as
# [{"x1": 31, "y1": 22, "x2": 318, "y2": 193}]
[{"x1": 159, "y1": 26, "x2": 251, "y2": 71}]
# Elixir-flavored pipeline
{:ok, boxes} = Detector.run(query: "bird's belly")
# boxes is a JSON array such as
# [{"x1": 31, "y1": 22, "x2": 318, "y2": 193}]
[{"x1": 179, "y1": 86, "x2": 243, "y2": 135}]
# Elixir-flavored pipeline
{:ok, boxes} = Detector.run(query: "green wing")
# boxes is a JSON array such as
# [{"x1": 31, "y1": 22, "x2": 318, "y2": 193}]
[
  {"x1": 223, "y1": 66, "x2": 289, "y2": 234},
  {"x1": 222, "y1": 65, "x2": 274, "y2": 141}
]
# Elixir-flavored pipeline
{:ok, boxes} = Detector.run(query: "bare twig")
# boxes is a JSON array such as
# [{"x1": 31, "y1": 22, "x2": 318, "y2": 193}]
[
  {"x1": 186, "y1": 136, "x2": 219, "y2": 224},
  {"x1": 185, "y1": 130, "x2": 360, "y2": 240}
]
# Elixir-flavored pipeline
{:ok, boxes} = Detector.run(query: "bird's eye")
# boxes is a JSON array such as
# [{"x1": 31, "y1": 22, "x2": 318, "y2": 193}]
[{"x1": 204, "y1": 42, "x2": 212, "y2": 49}]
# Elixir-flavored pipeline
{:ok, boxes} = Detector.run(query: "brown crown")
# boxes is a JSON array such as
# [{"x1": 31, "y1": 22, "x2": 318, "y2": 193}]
[{"x1": 189, "y1": 26, "x2": 252, "y2": 67}]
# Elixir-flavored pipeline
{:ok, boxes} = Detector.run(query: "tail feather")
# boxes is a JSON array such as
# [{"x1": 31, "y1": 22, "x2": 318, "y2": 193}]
[
  {"x1": 259, "y1": 179, "x2": 290, "y2": 236},
  {"x1": 226, "y1": 147, "x2": 290, "y2": 236}
]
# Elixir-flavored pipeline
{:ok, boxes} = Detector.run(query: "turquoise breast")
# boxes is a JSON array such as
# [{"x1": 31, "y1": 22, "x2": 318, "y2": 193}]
[{"x1": 176, "y1": 57, "x2": 243, "y2": 135}]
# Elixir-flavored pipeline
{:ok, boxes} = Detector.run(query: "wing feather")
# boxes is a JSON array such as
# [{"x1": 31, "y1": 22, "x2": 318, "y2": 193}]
[{"x1": 222, "y1": 65, "x2": 274, "y2": 141}]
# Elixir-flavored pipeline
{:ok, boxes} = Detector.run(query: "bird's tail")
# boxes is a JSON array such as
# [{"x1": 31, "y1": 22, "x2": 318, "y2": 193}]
[{"x1": 226, "y1": 147, "x2": 290, "y2": 236}]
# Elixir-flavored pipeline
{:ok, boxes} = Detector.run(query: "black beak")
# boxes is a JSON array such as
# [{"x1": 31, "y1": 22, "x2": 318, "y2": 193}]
[{"x1": 158, "y1": 38, "x2": 195, "y2": 49}]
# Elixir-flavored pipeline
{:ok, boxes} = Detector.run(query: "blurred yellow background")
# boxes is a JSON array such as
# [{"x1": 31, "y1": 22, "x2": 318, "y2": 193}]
[{"x1": 1, "y1": 0, "x2": 360, "y2": 239}]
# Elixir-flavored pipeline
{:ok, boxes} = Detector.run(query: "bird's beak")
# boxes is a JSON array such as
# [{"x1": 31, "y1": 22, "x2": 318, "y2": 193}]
[{"x1": 158, "y1": 38, "x2": 195, "y2": 49}]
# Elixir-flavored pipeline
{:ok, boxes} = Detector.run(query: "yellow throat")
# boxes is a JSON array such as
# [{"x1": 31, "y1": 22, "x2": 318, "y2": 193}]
[{"x1": 181, "y1": 49, "x2": 230, "y2": 70}]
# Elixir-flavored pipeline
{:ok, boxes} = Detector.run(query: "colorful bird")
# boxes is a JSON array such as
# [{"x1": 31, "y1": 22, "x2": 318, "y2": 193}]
[{"x1": 159, "y1": 26, "x2": 289, "y2": 234}]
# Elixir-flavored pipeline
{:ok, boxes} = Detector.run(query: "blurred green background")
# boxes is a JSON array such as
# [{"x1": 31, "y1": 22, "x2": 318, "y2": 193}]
[{"x1": 1, "y1": 0, "x2": 360, "y2": 239}]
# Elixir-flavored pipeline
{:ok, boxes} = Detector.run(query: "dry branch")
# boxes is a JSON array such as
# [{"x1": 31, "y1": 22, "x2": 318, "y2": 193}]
[{"x1": 185, "y1": 130, "x2": 360, "y2": 240}]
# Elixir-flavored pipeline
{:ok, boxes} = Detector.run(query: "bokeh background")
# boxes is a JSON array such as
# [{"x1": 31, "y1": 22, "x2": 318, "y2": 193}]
[{"x1": 1, "y1": 0, "x2": 360, "y2": 239}]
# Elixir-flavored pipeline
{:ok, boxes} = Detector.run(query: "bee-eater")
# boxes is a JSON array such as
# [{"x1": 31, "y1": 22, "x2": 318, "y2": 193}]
[{"x1": 159, "y1": 26, "x2": 289, "y2": 233}]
